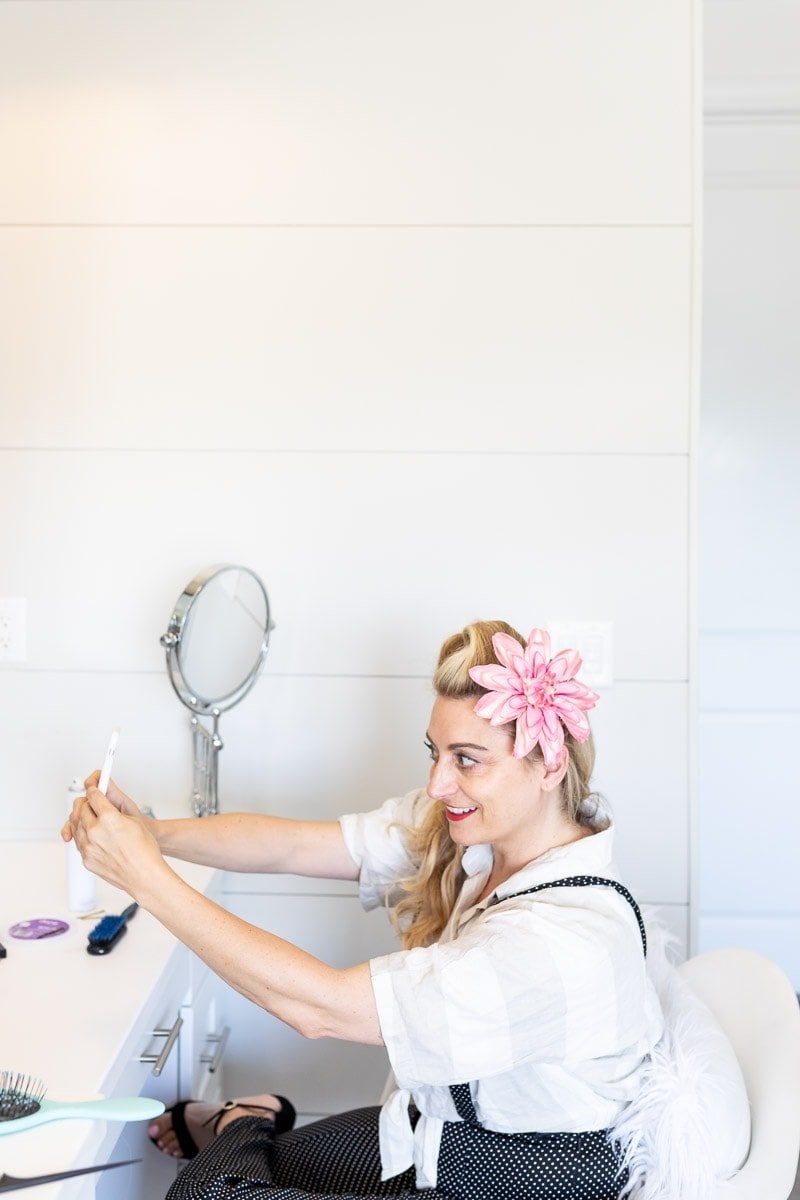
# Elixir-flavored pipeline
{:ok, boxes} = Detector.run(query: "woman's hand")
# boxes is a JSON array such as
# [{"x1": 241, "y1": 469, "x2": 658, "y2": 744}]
[
  {"x1": 61, "y1": 772, "x2": 156, "y2": 842},
  {"x1": 65, "y1": 779, "x2": 168, "y2": 899}
]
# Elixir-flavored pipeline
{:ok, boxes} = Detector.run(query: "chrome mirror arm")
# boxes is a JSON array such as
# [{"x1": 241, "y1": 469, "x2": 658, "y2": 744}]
[
  {"x1": 190, "y1": 711, "x2": 222, "y2": 817},
  {"x1": 159, "y1": 565, "x2": 271, "y2": 817}
]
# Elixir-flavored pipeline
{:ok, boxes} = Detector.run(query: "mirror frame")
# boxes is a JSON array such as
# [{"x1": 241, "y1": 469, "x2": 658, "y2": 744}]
[{"x1": 160, "y1": 563, "x2": 273, "y2": 715}]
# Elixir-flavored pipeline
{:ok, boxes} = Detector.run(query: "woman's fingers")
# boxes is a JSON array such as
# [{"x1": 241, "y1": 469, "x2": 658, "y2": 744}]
[
  {"x1": 83, "y1": 772, "x2": 140, "y2": 817},
  {"x1": 72, "y1": 785, "x2": 162, "y2": 895}
]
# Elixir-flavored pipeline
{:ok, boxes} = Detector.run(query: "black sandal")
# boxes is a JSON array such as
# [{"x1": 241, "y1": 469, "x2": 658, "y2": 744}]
[
  {"x1": 208, "y1": 1095, "x2": 297, "y2": 1137},
  {"x1": 150, "y1": 1095, "x2": 296, "y2": 1160},
  {"x1": 149, "y1": 1100, "x2": 201, "y2": 1159}
]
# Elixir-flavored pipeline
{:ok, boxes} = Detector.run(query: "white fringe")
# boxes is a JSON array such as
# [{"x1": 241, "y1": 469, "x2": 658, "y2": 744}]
[{"x1": 609, "y1": 917, "x2": 744, "y2": 1200}]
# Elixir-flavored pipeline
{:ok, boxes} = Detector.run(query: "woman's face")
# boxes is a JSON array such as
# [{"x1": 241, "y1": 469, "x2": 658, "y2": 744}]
[{"x1": 425, "y1": 695, "x2": 557, "y2": 854}]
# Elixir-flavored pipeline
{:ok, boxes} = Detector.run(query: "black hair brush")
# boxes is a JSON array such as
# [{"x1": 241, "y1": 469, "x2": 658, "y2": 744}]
[{"x1": 87, "y1": 902, "x2": 138, "y2": 955}]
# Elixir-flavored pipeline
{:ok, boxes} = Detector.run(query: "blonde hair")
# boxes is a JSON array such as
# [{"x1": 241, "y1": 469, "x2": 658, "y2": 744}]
[{"x1": 391, "y1": 619, "x2": 599, "y2": 950}]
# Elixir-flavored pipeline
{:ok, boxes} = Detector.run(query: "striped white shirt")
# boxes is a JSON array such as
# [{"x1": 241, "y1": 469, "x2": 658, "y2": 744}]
[{"x1": 339, "y1": 789, "x2": 663, "y2": 1189}]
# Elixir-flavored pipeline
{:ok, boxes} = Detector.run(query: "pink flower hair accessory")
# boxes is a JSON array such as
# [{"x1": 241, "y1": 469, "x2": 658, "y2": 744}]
[{"x1": 468, "y1": 628, "x2": 599, "y2": 769}]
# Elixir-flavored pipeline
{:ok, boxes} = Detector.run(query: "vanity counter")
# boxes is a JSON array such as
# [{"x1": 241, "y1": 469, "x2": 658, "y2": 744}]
[{"x1": 0, "y1": 840, "x2": 218, "y2": 1198}]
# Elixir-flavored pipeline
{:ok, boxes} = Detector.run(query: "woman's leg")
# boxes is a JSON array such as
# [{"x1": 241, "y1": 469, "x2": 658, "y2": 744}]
[{"x1": 165, "y1": 1108, "x2": 421, "y2": 1200}]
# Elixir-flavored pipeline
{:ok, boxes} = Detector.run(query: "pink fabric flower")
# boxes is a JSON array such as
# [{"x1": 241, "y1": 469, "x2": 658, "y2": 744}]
[{"x1": 468, "y1": 628, "x2": 599, "y2": 768}]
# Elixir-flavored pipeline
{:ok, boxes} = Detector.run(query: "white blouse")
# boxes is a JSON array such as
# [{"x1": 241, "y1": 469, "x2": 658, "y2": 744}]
[{"x1": 339, "y1": 789, "x2": 664, "y2": 1190}]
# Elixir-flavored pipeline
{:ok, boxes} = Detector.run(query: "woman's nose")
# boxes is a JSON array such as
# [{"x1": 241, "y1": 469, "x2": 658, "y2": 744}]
[{"x1": 427, "y1": 758, "x2": 457, "y2": 799}]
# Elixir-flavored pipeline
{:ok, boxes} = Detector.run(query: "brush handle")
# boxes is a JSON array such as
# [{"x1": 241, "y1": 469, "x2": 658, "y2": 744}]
[{"x1": 0, "y1": 1096, "x2": 164, "y2": 1135}]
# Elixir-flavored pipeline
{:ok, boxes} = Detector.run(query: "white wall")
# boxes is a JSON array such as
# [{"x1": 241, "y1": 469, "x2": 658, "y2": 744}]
[
  {"x1": 699, "y1": 0, "x2": 800, "y2": 988},
  {"x1": 0, "y1": 1, "x2": 699, "y2": 1114}
]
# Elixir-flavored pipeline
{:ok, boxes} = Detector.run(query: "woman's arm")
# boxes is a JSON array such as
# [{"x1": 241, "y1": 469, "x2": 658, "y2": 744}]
[
  {"x1": 68, "y1": 786, "x2": 382, "y2": 1045},
  {"x1": 154, "y1": 811, "x2": 358, "y2": 879},
  {"x1": 66, "y1": 773, "x2": 359, "y2": 881}
]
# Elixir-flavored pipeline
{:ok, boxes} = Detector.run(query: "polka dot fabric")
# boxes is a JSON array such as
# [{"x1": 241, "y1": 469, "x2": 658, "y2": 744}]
[
  {"x1": 165, "y1": 1110, "x2": 421, "y2": 1200},
  {"x1": 164, "y1": 1109, "x2": 625, "y2": 1200},
  {"x1": 437, "y1": 1122, "x2": 623, "y2": 1199},
  {"x1": 439, "y1": 1084, "x2": 625, "y2": 1200}
]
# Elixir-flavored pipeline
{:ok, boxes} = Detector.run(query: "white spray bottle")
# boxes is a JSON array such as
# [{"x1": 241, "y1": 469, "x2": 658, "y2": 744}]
[{"x1": 66, "y1": 777, "x2": 97, "y2": 913}]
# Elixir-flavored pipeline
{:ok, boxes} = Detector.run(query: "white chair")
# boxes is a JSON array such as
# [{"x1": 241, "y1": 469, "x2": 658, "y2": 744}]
[{"x1": 678, "y1": 948, "x2": 800, "y2": 1200}]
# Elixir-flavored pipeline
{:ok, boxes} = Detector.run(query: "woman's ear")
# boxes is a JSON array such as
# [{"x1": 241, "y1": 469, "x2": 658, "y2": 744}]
[{"x1": 540, "y1": 750, "x2": 569, "y2": 793}]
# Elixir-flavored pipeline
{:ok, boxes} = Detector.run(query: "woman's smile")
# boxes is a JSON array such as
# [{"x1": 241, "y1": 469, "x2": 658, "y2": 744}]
[{"x1": 444, "y1": 804, "x2": 477, "y2": 822}]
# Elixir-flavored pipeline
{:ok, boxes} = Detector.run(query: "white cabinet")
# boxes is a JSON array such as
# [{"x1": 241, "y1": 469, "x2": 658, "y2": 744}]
[
  {"x1": 90, "y1": 950, "x2": 232, "y2": 1200},
  {"x1": 182, "y1": 962, "x2": 230, "y2": 1106},
  {"x1": 90, "y1": 951, "x2": 191, "y2": 1200},
  {"x1": 0, "y1": 844, "x2": 222, "y2": 1199}
]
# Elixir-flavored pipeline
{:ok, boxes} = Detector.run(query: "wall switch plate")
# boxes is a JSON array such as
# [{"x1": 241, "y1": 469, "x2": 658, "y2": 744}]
[
  {"x1": 0, "y1": 597, "x2": 27, "y2": 663},
  {"x1": 546, "y1": 620, "x2": 613, "y2": 688}
]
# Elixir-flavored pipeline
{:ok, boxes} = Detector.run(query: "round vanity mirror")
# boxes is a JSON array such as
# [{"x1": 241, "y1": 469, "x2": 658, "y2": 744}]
[
  {"x1": 162, "y1": 565, "x2": 271, "y2": 712},
  {"x1": 160, "y1": 565, "x2": 273, "y2": 815}
]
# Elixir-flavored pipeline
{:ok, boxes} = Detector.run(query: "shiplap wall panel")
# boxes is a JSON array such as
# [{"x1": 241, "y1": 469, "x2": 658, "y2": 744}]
[
  {"x1": 0, "y1": 0, "x2": 692, "y2": 225},
  {"x1": 698, "y1": 713, "x2": 800, "y2": 915},
  {"x1": 0, "y1": 450, "x2": 688, "y2": 680},
  {"x1": 700, "y1": 185, "x2": 800, "y2": 632},
  {"x1": 705, "y1": 0, "x2": 800, "y2": 105},
  {"x1": 699, "y1": 631, "x2": 800, "y2": 713},
  {"x1": 700, "y1": 4, "x2": 799, "y2": 987},
  {"x1": 0, "y1": 228, "x2": 692, "y2": 455}
]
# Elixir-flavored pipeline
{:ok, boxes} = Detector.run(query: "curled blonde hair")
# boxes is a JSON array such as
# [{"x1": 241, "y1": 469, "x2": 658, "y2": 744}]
[{"x1": 391, "y1": 620, "x2": 600, "y2": 949}]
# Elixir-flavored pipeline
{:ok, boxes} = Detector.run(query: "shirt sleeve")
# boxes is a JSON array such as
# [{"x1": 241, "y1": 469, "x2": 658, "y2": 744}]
[
  {"x1": 369, "y1": 895, "x2": 651, "y2": 1089},
  {"x1": 339, "y1": 788, "x2": 432, "y2": 912}
]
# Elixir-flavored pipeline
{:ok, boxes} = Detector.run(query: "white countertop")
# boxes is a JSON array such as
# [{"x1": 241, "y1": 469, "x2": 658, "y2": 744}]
[{"x1": 0, "y1": 840, "x2": 216, "y2": 1195}]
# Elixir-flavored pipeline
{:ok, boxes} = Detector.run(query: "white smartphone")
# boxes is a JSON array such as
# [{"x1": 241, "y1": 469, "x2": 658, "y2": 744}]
[{"x1": 97, "y1": 727, "x2": 121, "y2": 795}]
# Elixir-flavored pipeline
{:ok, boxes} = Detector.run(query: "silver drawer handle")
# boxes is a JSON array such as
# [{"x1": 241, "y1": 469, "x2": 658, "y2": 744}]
[
  {"x1": 199, "y1": 1025, "x2": 231, "y2": 1074},
  {"x1": 139, "y1": 1014, "x2": 183, "y2": 1077}
]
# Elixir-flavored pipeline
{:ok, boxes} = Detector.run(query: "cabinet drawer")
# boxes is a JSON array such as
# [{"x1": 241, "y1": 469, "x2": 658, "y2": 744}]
[{"x1": 184, "y1": 967, "x2": 230, "y2": 1103}]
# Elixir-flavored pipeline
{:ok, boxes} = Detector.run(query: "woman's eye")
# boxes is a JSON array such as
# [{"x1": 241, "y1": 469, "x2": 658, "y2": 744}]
[
  {"x1": 424, "y1": 740, "x2": 437, "y2": 761},
  {"x1": 456, "y1": 753, "x2": 477, "y2": 768}
]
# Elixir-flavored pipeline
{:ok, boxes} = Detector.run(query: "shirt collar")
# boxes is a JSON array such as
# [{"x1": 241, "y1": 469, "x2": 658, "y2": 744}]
[{"x1": 461, "y1": 823, "x2": 618, "y2": 898}]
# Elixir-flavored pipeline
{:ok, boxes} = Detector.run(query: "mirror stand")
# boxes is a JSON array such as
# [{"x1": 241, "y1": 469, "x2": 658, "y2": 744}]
[
  {"x1": 191, "y1": 711, "x2": 223, "y2": 817},
  {"x1": 160, "y1": 564, "x2": 272, "y2": 817}
]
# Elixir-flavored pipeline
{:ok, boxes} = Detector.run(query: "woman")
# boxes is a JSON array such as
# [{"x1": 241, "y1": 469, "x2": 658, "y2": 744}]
[{"x1": 66, "y1": 620, "x2": 662, "y2": 1200}]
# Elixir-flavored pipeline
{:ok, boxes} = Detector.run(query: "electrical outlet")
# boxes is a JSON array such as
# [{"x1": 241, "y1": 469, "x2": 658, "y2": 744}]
[
  {"x1": 546, "y1": 620, "x2": 613, "y2": 688},
  {"x1": 0, "y1": 597, "x2": 27, "y2": 663}
]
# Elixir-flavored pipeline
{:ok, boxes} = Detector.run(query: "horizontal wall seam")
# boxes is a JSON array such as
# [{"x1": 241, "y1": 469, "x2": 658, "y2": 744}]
[
  {"x1": 0, "y1": 222, "x2": 693, "y2": 231},
  {"x1": 0, "y1": 669, "x2": 688, "y2": 684},
  {"x1": 0, "y1": 447, "x2": 692, "y2": 458},
  {"x1": 699, "y1": 628, "x2": 800, "y2": 637},
  {"x1": 699, "y1": 910, "x2": 800, "y2": 919},
  {"x1": 699, "y1": 709, "x2": 800, "y2": 718},
  {"x1": 705, "y1": 111, "x2": 800, "y2": 125}
]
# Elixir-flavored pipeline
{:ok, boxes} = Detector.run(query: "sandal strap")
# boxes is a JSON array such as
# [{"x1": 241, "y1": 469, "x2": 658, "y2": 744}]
[{"x1": 205, "y1": 1100, "x2": 280, "y2": 1136}]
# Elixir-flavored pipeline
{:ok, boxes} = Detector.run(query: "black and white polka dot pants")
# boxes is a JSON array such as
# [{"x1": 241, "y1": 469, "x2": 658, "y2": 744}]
[{"x1": 164, "y1": 1108, "x2": 625, "y2": 1200}]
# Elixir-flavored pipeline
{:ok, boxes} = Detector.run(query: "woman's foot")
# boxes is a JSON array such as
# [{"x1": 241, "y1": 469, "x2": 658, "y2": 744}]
[{"x1": 149, "y1": 1092, "x2": 285, "y2": 1158}]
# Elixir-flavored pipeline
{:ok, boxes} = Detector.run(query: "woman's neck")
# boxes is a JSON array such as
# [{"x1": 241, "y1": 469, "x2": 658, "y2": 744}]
[{"x1": 481, "y1": 819, "x2": 591, "y2": 899}]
